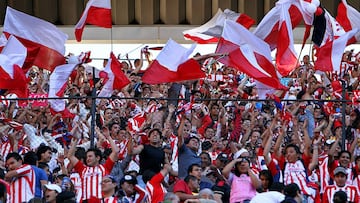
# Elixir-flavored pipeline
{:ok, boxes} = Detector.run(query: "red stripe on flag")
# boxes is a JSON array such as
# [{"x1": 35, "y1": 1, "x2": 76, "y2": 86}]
[
  {"x1": 86, "y1": 7, "x2": 112, "y2": 28},
  {"x1": 216, "y1": 38, "x2": 284, "y2": 89},
  {"x1": 276, "y1": 21, "x2": 298, "y2": 76},
  {"x1": 236, "y1": 13, "x2": 255, "y2": 29},
  {"x1": 183, "y1": 34, "x2": 218, "y2": 44}
]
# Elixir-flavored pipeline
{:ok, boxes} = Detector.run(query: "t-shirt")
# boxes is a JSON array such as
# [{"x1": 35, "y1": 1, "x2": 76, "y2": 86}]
[
  {"x1": 229, "y1": 173, "x2": 257, "y2": 203},
  {"x1": 178, "y1": 144, "x2": 201, "y2": 179},
  {"x1": 250, "y1": 191, "x2": 285, "y2": 203},
  {"x1": 139, "y1": 144, "x2": 165, "y2": 175},
  {"x1": 173, "y1": 179, "x2": 193, "y2": 203},
  {"x1": 146, "y1": 172, "x2": 167, "y2": 203},
  {"x1": 32, "y1": 166, "x2": 48, "y2": 198}
]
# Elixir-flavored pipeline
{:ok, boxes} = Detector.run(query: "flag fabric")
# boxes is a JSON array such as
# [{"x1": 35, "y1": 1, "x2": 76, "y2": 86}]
[
  {"x1": 216, "y1": 20, "x2": 286, "y2": 90},
  {"x1": 142, "y1": 39, "x2": 205, "y2": 84},
  {"x1": 98, "y1": 52, "x2": 130, "y2": 97},
  {"x1": 183, "y1": 8, "x2": 255, "y2": 44},
  {"x1": 253, "y1": 2, "x2": 300, "y2": 76},
  {"x1": 48, "y1": 53, "x2": 91, "y2": 118},
  {"x1": 75, "y1": 0, "x2": 112, "y2": 42},
  {"x1": 0, "y1": 36, "x2": 28, "y2": 98},
  {"x1": 312, "y1": 8, "x2": 346, "y2": 47},
  {"x1": 336, "y1": 0, "x2": 360, "y2": 43},
  {"x1": 48, "y1": 63, "x2": 78, "y2": 118},
  {"x1": 276, "y1": 3, "x2": 299, "y2": 76},
  {"x1": 3, "y1": 7, "x2": 67, "y2": 72},
  {"x1": 314, "y1": 29, "x2": 359, "y2": 72}
]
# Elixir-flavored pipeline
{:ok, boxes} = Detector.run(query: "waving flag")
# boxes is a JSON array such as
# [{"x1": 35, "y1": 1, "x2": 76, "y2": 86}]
[
  {"x1": 48, "y1": 53, "x2": 91, "y2": 118},
  {"x1": 312, "y1": 8, "x2": 345, "y2": 47},
  {"x1": 142, "y1": 39, "x2": 205, "y2": 84},
  {"x1": 98, "y1": 52, "x2": 130, "y2": 97},
  {"x1": 314, "y1": 29, "x2": 359, "y2": 72},
  {"x1": 336, "y1": 0, "x2": 360, "y2": 43},
  {"x1": 216, "y1": 20, "x2": 285, "y2": 90},
  {"x1": 253, "y1": 2, "x2": 300, "y2": 76},
  {"x1": 3, "y1": 7, "x2": 67, "y2": 72},
  {"x1": 75, "y1": 0, "x2": 112, "y2": 42},
  {"x1": 183, "y1": 8, "x2": 255, "y2": 44},
  {"x1": 275, "y1": 4, "x2": 299, "y2": 76},
  {"x1": 0, "y1": 36, "x2": 28, "y2": 98}
]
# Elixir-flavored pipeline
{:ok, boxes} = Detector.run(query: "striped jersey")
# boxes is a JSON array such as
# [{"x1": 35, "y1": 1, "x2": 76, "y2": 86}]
[
  {"x1": 9, "y1": 164, "x2": 35, "y2": 203},
  {"x1": 323, "y1": 185, "x2": 359, "y2": 203},
  {"x1": 74, "y1": 158, "x2": 115, "y2": 200}
]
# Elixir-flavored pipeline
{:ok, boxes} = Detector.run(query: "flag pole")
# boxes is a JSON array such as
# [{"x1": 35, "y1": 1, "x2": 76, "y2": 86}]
[
  {"x1": 90, "y1": 66, "x2": 96, "y2": 149},
  {"x1": 110, "y1": 25, "x2": 113, "y2": 52}
]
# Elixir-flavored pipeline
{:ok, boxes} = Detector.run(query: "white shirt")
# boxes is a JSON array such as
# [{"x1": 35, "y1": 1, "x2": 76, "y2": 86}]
[{"x1": 250, "y1": 191, "x2": 285, "y2": 203}]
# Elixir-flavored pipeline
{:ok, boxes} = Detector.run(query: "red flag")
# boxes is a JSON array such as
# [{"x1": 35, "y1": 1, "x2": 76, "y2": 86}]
[
  {"x1": 3, "y1": 7, "x2": 67, "y2": 72},
  {"x1": 314, "y1": 29, "x2": 358, "y2": 72},
  {"x1": 75, "y1": 0, "x2": 112, "y2": 42},
  {"x1": 216, "y1": 20, "x2": 286, "y2": 90},
  {"x1": 336, "y1": 0, "x2": 360, "y2": 43},
  {"x1": 183, "y1": 8, "x2": 255, "y2": 44},
  {"x1": 142, "y1": 39, "x2": 205, "y2": 84},
  {"x1": 98, "y1": 52, "x2": 130, "y2": 97}
]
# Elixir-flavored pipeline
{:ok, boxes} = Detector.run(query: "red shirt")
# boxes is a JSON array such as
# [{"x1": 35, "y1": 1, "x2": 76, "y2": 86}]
[
  {"x1": 173, "y1": 179, "x2": 193, "y2": 203},
  {"x1": 146, "y1": 172, "x2": 167, "y2": 203}
]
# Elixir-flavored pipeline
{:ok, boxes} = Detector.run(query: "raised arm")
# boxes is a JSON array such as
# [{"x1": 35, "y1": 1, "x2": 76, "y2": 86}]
[
  {"x1": 67, "y1": 125, "x2": 81, "y2": 166},
  {"x1": 97, "y1": 126, "x2": 119, "y2": 162},
  {"x1": 308, "y1": 137, "x2": 321, "y2": 172},
  {"x1": 302, "y1": 119, "x2": 312, "y2": 157}
]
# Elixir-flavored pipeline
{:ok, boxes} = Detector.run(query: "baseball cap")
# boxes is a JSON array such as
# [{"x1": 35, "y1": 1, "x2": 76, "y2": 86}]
[
  {"x1": 120, "y1": 175, "x2": 137, "y2": 185},
  {"x1": 216, "y1": 153, "x2": 228, "y2": 163},
  {"x1": 44, "y1": 184, "x2": 62, "y2": 193},
  {"x1": 334, "y1": 166, "x2": 348, "y2": 176},
  {"x1": 233, "y1": 148, "x2": 248, "y2": 159},
  {"x1": 103, "y1": 175, "x2": 116, "y2": 183}
]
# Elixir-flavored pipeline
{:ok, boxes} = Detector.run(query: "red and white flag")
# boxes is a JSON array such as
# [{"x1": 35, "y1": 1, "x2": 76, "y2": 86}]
[
  {"x1": 75, "y1": 0, "x2": 112, "y2": 42},
  {"x1": 98, "y1": 52, "x2": 130, "y2": 97},
  {"x1": 48, "y1": 63, "x2": 78, "y2": 117},
  {"x1": 216, "y1": 20, "x2": 286, "y2": 90},
  {"x1": 312, "y1": 8, "x2": 346, "y2": 47},
  {"x1": 314, "y1": 29, "x2": 359, "y2": 72},
  {"x1": 336, "y1": 0, "x2": 360, "y2": 43},
  {"x1": 183, "y1": 8, "x2": 255, "y2": 44},
  {"x1": 142, "y1": 39, "x2": 205, "y2": 84},
  {"x1": 276, "y1": 3, "x2": 299, "y2": 76},
  {"x1": 3, "y1": 7, "x2": 67, "y2": 72},
  {"x1": 253, "y1": 2, "x2": 298, "y2": 76},
  {"x1": 0, "y1": 36, "x2": 28, "y2": 98},
  {"x1": 48, "y1": 53, "x2": 90, "y2": 118}
]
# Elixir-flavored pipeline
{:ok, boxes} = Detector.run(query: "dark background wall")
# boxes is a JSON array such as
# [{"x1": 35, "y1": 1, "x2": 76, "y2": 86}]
[{"x1": 0, "y1": 0, "x2": 354, "y2": 26}]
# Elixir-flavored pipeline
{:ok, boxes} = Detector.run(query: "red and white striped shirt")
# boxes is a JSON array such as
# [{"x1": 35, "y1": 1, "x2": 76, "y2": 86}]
[
  {"x1": 74, "y1": 158, "x2": 115, "y2": 200},
  {"x1": 323, "y1": 185, "x2": 359, "y2": 203},
  {"x1": 9, "y1": 164, "x2": 35, "y2": 203},
  {"x1": 70, "y1": 172, "x2": 82, "y2": 203},
  {"x1": 318, "y1": 155, "x2": 331, "y2": 194},
  {"x1": 283, "y1": 160, "x2": 316, "y2": 198},
  {"x1": 102, "y1": 196, "x2": 119, "y2": 203},
  {"x1": 146, "y1": 172, "x2": 167, "y2": 203}
]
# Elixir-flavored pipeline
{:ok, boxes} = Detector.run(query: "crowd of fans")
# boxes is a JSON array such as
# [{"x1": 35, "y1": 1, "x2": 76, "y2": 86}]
[{"x1": 0, "y1": 48, "x2": 360, "y2": 203}]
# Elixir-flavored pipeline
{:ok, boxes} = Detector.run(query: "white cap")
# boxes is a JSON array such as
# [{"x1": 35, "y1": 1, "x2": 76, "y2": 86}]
[
  {"x1": 44, "y1": 184, "x2": 62, "y2": 193},
  {"x1": 233, "y1": 148, "x2": 248, "y2": 159}
]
